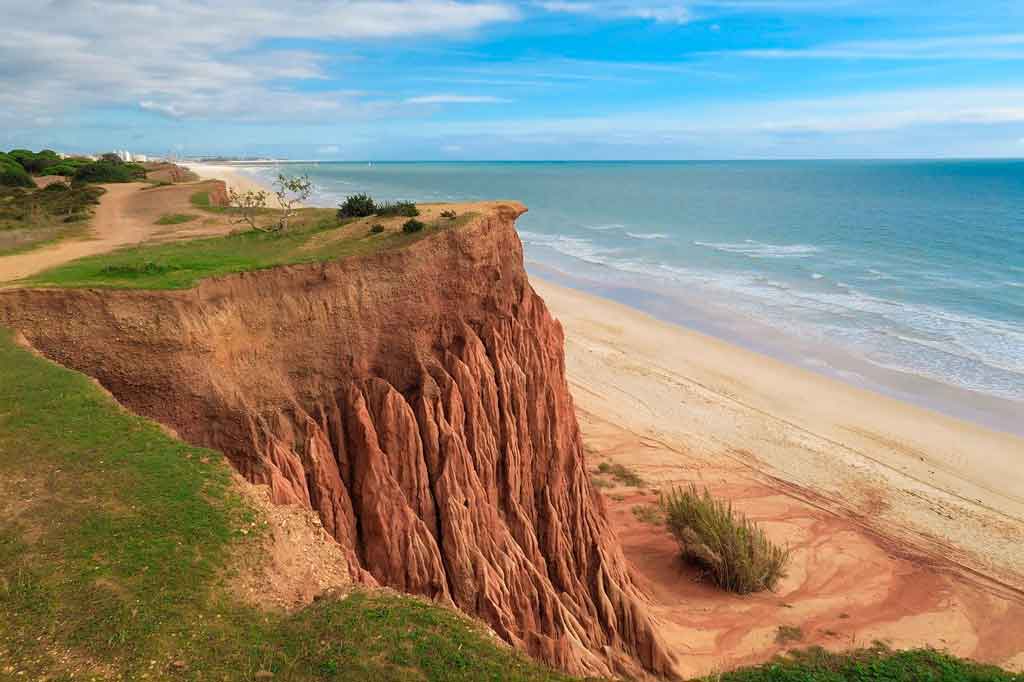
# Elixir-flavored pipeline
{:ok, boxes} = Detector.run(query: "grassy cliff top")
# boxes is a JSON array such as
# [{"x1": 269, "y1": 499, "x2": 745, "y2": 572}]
[{"x1": 22, "y1": 193, "x2": 481, "y2": 290}]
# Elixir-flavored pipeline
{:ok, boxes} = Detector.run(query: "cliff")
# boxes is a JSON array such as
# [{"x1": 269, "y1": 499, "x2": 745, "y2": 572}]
[{"x1": 0, "y1": 204, "x2": 674, "y2": 678}]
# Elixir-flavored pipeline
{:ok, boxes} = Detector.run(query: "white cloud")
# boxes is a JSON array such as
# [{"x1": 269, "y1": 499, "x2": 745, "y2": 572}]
[
  {"x1": 405, "y1": 94, "x2": 511, "y2": 104},
  {"x1": 537, "y1": 1, "x2": 692, "y2": 24},
  {"x1": 0, "y1": 1, "x2": 518, "y2": 123},
  {"x1": 727, "y1": 33, "x2": 1024, "y2": 60}
]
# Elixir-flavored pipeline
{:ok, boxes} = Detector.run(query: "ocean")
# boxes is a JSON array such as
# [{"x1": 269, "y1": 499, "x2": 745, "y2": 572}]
[{"x1": 246, "y1": 161, "x2": 1024, "y2": 433}]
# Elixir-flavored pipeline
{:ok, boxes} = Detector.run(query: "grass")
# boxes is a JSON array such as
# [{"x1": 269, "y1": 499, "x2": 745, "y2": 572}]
[
  {"x1": 707, "y1": 644, "x2": 1024, "y2": 682},
  {"x1": 0, "y1": 327, "x2": 577, "y2": 681},
  {"x1": 25, "y1": 208, "x2": 478, "y2": 290},
  {"x1": 154, "y1": 212, "x2": 198, "y2": 225},
  {"x1": 661, "y1": 484, "x2": 790, "y2": 594},
  {"x1": 596, "y1": 461, "x2": 645, "y2": 487}
]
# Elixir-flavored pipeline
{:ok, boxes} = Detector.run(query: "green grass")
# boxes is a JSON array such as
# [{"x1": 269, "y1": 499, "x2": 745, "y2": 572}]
[
  {"x1": 708, "y1": 645, "x2": 1023, "y2": 682},
  {"x1": 661, "y1": 484, "x2": 790, "y2": 594},
  {"x1": 24, "y1": 209, "x2": 478, "y2": 290},
  {"x1": 154, "y1": 212, "x2": 198, "y2": 225},
  {"x1": 0, "y1": 327, "x2": 577, "y2": 681}
]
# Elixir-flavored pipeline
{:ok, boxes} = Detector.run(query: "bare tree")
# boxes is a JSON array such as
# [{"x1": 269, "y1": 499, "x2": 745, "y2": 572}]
[
  {"x1": 227, "y1": 187, "x2": 269, "y2": 231},
  {"x1": 273, "y1": 173, "x2": 312, "y2": 231}
]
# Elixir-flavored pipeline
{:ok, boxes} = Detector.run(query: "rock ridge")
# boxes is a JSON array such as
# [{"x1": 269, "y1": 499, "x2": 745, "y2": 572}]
[{"x1": 0, "y1": 203, "x2": 675, "y2": 678}]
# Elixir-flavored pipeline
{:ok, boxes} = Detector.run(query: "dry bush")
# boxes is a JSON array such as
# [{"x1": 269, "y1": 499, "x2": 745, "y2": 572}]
[{"x1": 661, "y1": 484, "x2": 790, "y2": 594}]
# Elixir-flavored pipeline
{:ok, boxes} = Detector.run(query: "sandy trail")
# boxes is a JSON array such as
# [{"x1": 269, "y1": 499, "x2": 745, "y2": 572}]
[
  {"x1": 533, "y1": 278, "x2": 1024, "y2": 673},
  {"x1": 0, "y1": 180, "x2": 232, "y2": 284}
]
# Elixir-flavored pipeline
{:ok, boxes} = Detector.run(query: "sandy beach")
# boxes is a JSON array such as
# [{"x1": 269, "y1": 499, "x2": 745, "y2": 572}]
[{"x1": 185, "y1": 162, "x2": 275, "y2": 195}]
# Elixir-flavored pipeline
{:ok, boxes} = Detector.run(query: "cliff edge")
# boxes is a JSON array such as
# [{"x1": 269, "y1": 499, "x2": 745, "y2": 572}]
[{"x1": 0, "y1": 203, "x2": 675, "y2": 678}]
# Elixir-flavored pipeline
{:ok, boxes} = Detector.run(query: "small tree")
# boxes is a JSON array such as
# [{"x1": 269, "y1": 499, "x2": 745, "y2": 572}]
[
  {"x1": 273, "y1": 173, "x2": 312, "y2": 231},
  {"x1": 227, "y1": 187, "x2": 269, "y2": 231}
]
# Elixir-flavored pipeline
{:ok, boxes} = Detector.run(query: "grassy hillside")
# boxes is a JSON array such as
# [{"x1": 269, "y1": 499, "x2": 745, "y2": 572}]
[
  {"x1": 24, "y1": 198, "x2": 476, "y2": 289},
  {"x1": 0, "y1": 327, "x2": 575, "y2": 681}
]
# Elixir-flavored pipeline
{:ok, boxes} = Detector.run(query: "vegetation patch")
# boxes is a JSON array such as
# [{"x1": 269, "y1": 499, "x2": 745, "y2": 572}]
[
  {"x1": 377, "y1": 200, "x2": 420, "y2": 217},
  {"x1": 0, "y1": 183, "x2": 104, "y2": 256},
  {"x1": 632, "y1": 503, "x2": 665, "y2": 525},
  {"x1": 337, "y1": 194, "x2": 420, "y2": 219},
  {"x1": 708, "y1": 644, "x2": 1023, "y2": 682},
  {"x1": 661, "y1": 484, "x2": 790, "y2": 594},
  {"x1": 154, "y1": 213, "x2": 198, "y2": 225},
  {"x1": 403, "y1": 218, "x2": 426, "y2": 233},
  {"x1": 597, "y1": 460, "x2": 645, "y2": 487}
]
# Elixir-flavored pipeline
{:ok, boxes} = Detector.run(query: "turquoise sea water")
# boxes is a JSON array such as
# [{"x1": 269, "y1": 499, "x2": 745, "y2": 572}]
[{"x1": 248, "y1": 161, "x2": 1024, "y2": 431}]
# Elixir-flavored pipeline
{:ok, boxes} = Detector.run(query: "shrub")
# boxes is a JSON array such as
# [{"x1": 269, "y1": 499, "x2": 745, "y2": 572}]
[
  {"x1": 376, "y1": 200, "x2": 419, "y2": 217},
  {"x1": 0, "y1": 153, "x2": 35, "y2": 188},
  {"x1": 337, "y1": 193, "x2": 376, "y2": 218},
  {"x1": 596, "y1": 461, "x2": 644, "y2": 487},
  {"x1": 661, "y1": 484, "x2": 790, "y2": 594},
  {"x1": 9, "y1": 149, "x2": 61, "y2": 174},
  {"x1": 369, "y1": 223, "x2": 385, "y2": 234},
  {"x1": 402, "y1": 218, "x2": 425, "y2": 234},
  {"x1": 440, "y1": 209, "x2": 457, "y2": 219},
  {"x1": 73, "y1": 160, "x2": 146, "y2": 183}
]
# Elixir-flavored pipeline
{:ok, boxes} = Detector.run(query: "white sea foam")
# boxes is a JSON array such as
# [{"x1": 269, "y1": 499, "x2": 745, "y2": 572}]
[
  {"x1": 625, "y1": 232, "x2": 670, "y2": 240},
  {"x1": 583, "y1": 223, "x2": 625, "y2": 231},
  {"x1": 693, "y1": 240, "x2": 821, "y2": 258},
  {"x1": 811, "y1": 273, "x2": 824, "y2": 279}
]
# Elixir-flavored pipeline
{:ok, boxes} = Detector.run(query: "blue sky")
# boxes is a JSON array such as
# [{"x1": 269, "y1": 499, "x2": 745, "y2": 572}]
[{"x1": 4, "y1": 0, "x2": 1024, "y2": 159}]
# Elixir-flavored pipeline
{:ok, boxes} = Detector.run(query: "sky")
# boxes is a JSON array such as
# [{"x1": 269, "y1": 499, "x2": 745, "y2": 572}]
[{"x1": 3, "y1": 0, "x2": 1024, "y2": 159}]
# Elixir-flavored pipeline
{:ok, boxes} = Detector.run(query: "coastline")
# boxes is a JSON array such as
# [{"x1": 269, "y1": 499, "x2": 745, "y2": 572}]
[
  {"x1": 188, "y1": 163, "x2": 1024, "y2": 583},
  {"x1": 185, "y1": 162, "x2": 276, "y2": 195},
  {"x1": 532, "y1": 276, "x2": 1024, "y2": 582}
]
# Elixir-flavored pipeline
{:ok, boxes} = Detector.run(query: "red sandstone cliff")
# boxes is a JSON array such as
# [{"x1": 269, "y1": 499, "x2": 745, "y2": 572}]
[{"x1": 0, "y1": 204, "x2": 675, "y2": 678}]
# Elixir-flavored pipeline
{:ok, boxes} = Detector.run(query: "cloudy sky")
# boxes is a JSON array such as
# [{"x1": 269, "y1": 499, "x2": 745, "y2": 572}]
[{"x1": 4, "y1": 0, "x2": 1024, "y2": 159}]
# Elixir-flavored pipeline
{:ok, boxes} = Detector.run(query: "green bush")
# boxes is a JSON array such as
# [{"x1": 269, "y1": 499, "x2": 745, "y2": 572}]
[
  {"x1": 377, "y1": 200, "x2": 419, "y2": 217},
  {"x1": 369, "y1": 223, "x2": 385, "y2": 234},
  {"x1": 8, "y1": 149, "x2": 62, "y2": 174},
  {"x1": 40, "y1": 158, "x2": 91, "y2": 177},
  {"x1": 337, "y1": 193, "x2": 376, "y2": 218},
  {"x1": 596, "y1": 461, "x2": 644, "y2": 487},
  {"x1": 440, "y1": 209, "x2": 457, "y2": 219},
  {"x1": 73, "y1": 159, "x2": 147, "y2": 183},
  {"x1": 402, "y1": 218, "x2": 426, "y2": 233},
  {"x1": 661, "y1": 484, "x2": 790, "y2": 594},
  {"x1": 0, "y1": 153, "x2": 35, "y2": 188}
]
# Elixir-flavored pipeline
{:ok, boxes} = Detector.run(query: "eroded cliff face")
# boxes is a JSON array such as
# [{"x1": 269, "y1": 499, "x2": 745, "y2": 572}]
[{"x1": 0, "y1": 204, "x2": 675, "y2": 678}]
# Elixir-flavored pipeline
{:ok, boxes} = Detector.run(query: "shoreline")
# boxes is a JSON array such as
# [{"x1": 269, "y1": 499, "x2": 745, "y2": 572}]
[
  {"x1": 529, "y1": 262, "x2": 1024, "y2": 438},
  {"x1": 533, "y1": 276, "x2": 1024, "y2": 583}
]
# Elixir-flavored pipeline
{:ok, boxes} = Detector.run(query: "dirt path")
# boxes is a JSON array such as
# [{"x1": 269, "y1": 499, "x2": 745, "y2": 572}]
[{"x1": 0, "y1": 181, "x2": 230, "y2": 285}]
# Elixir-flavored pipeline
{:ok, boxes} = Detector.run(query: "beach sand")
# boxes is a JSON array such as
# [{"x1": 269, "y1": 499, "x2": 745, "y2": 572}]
[
  {"x1": 185, "y1": 162, "x2": 275, "y2": 195},
  {"x1": 532, "y1": 277, "x2": 1024, "y2": 674}
]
